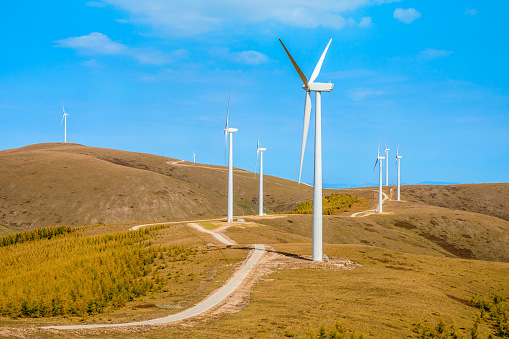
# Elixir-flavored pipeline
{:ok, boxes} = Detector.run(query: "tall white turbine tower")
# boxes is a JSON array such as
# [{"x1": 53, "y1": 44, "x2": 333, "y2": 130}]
[
  {"x1": 280, "y1": 38, "x2": 334, "y2": 262},
  {"x1": 255, "y1": 127, "x2": 266, "y2": 217},
  {"x1": 193, "y1": 150, "x2": 196, "y2": 163},
  {"x1": 60, "y1": 102, "x2": 70, "y2": 143},
  {"x1": 224, "y1": 92, "x2": 237, "y2": 223},
  {"x1": 396, "y1": 146, "x2": 402, "y2": 201},
  {"x1": 384, "y1": 144, "x2": 390, "y2": 186},
  {"x1": 374, "y1": 142, "x2": 385, "y2": 213}
]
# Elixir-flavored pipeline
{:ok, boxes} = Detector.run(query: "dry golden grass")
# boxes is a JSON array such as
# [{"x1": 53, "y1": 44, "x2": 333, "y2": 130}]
[{"x1": 0, "y1": 143, "x2": 344, "y2": 231}]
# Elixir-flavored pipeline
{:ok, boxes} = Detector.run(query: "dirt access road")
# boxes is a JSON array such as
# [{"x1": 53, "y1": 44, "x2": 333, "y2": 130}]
[{"x1": 42, "y1": 222, "x2": 265, "y2": 330}]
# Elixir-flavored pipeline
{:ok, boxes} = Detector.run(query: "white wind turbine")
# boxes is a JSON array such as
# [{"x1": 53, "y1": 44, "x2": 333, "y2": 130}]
[
  {"x1": 193, "y1": 150, "x2": 196, "y2": 163},
  {"x1": 255, "y1": 126, "x2": 267, "y2": 217},
  {"x1": 280, "y1": 38, "x2": 334, "y2": 262},
  {"x1": 396, "y1": 146, "x2": 402, "y2": 201},
  {"x1": 374, "y1": 140, "x2": 385, "y2": 213},
  {"x1": 384, "y1": 144, "x2": 390, "y2": 186},
  {"x1": 60, "y1": 102, "x2": 70, "y2": 143},
  {"x1": 224, "y1": 92, "x2": 237, "y2": 223}
]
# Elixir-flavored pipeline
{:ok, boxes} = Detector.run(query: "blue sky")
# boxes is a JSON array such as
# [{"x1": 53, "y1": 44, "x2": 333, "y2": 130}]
[{"x1": 1, "y1": 0, "x2": 508, "y2": 186}]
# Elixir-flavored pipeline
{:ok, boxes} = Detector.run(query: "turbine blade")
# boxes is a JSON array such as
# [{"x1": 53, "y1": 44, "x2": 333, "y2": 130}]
[
  {"x1": 309, "y1": 39, "x2": 332, "y2": 84},
  {"x1": 396, "y1": 144, "x2": 399, "y2": 157},
  {"x1": 225, "y1": 89, "x2": 230, "y2": 130},
  {"x1": 298, "y1": 91, "x2": 312, "y2": 183},
  {"x1": 279, "y1": 39, "x2": 309, "y2": 88},
  {"x1": 257, "y1": 123, "x2": 260, "y2": 150},
  {"x1": 60, "y1": 114, "x2": 64, "y2": 126},
  {"x1": 373, "y1": 158, "x2": 379, "y2": 172}
]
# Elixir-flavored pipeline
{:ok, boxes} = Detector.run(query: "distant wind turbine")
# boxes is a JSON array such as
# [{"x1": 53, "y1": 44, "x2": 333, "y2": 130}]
[
  {"x1": 60, "y1": 102, "x2": 70, "y2": 143},
  {"x1": 255, "y1": 126, "x2": 266, "y2": 217},
  {"x1": 384, "y1": 144, "x2": 390, "y2": 186},
  {"x1": 193, "y1": 150, "x2": 196, "y2": 163},
  {"x1": 224, "y1": 91, "x2": 237, "y2": 223},
  {"x1": 396, "y1": 146, "x2": 402, "y2": 201},
  {"x1": 280, "y1": 38, "x2": 334, "y2": 262},
  {"x1": 374, "y1": 140, "x2": 385, "y2": 213}
]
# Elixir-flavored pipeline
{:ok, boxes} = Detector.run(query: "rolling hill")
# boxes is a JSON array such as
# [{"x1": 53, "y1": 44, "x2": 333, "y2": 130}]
[{"x1": 0, "y1": 143, "x2": 337, "y2": 230}]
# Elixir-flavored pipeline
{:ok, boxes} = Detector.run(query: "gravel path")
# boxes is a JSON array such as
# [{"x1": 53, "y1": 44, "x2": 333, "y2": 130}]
[{"x1": 41, "y1": 223, "x2": 265, "y2": 330}]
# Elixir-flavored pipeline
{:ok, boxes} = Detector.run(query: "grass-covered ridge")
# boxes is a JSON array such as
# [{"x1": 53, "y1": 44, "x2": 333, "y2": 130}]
[
  {"x1": 0, "y1": 225, "x2": 196, "y2": 318},
  {"x1": 286, "y1": 193, "x2": 367, "y2": 215}
]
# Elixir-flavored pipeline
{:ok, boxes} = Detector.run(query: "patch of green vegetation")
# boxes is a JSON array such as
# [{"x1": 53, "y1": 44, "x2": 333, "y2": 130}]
[
  {"x1": 0, "y1": 225, "x2": 72, "y2": 247},
  {"x1": 307, "y1": 322, "x2": 365, "y2": 339},
  {"x1": 471, "y1": 294, "x2": 509, "y2": 337},
  {"x1": 0, "y1": 226, "x2": 197, "y2": 318},
  {"x1": 285, "y1": 193, "x2": 367, "y2": 215},
  {"x1": 412, "y1": 319, "x2": 464, "y2": 338}
]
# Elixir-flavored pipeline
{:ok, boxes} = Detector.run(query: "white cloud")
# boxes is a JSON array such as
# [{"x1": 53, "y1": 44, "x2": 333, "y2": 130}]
[
  {"x1": 465, "y1": 7, "x2": 477, "y2": 16},
  {"x1": 55, "y1": 32, "x2": 185, "y2": 65},
  {"x1": 393, "y1": 8, "x2": 421, "y2": 23},
  {"x1": 210, "y1": 47, "x2": 269, "y2": 65},
  {"x1": 100, "y1": 0, "x2": 394, "y2": 35},
  {"x1": 56, "y1": 32, "x2": 128, "y2": 55},
  {"x1": 347, "y1": 88, "x2": 385, "y2": 100},
  {"x1": 359, "y1": 17, "x2": 372, "y2": 28},
  {"x1": 234, "y1": 51, "x2": 269, "y2": 65},
  {"x1": 419, "y1": 48, "x2": 453, "y2": 59}
]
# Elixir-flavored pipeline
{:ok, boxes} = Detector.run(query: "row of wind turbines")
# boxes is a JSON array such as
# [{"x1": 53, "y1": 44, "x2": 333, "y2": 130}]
[
  {"x1": 58, "y1": 39, "x2": 404, "y2": 263},
  {"x1": 224, "y1": 38, "x2": 404, "y2": 262},
  {"x1": 374, "y1": 142, "x2": 403, "y2": 213}
]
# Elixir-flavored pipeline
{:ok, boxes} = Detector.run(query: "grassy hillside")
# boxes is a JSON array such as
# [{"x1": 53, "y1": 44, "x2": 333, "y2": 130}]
[
  {"x1": 402, "y1": 183, "x2": 509, "y2": 221},
  {"x1": 2, "y1": 221, "x2": 508, "y2": 339},
  {"x1": 0, "y1": 143, "x2": 343, "y2": 230}
]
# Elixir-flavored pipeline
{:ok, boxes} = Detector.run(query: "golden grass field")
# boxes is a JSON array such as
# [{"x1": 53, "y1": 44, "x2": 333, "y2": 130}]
[{"x1": 0, "y1": 143, "x2": 508, "y2": 338}]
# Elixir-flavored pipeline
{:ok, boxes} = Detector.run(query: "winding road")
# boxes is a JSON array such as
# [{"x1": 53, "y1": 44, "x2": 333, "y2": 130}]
[{"x1": 41, "y1": 222, "x2": 265, "y2": 330}]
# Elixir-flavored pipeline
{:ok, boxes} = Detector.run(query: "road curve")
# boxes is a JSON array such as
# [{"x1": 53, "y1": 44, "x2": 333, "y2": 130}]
[
  {"x1": 41, "y1": 224, "x2": 265, "y2": 330},
  {"x1": 351, "y1": 191, "x2": 389, "y2": 217}
]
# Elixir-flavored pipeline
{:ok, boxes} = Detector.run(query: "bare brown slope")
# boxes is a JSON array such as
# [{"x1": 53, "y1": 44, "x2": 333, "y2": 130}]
[
  {"x1": 241, "y1": 199, "x2": 509, "y2": 263},
  {"x1": 0, "y1": 143, "x2": 327, "y2": 230},
  {"x1": 402, "y1": 183, "x2": 509, "y2": 221}
]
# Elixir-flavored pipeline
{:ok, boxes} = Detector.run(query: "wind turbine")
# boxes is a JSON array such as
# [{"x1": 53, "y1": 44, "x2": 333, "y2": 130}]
[
  {"x1": 374, "y1": 140, "x2": 385, "y2": 213},
  {"x1": 60, "y1": 102, "x2": 70, "y2": 143},
  {"x1": 224, "y1": 91, "x2": 237, "y2": 223},
  {"x1": 384, "y1": 144, "x2": 390, "y2": 186},
  {"x1": 193, "y1": 150, "x2": 196, "y2": 163},
  {"x1": 280, "y1": 38, "x2": 334, "y2": 262},
  {"x1": 255, "y1": 126, "x2": 266, "y2": 217},
  {"x1": 396, "y1": 146, "x2": 402, "y2": 201}
]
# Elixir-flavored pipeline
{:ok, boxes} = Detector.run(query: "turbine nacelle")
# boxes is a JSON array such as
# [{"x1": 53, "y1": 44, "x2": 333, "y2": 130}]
[
  {"x1": 304, "y1": 83, "x2": 334, "y2": 92},
  {"x1": 257, "y1": 147, "x2": 266, "y2": 152},
  {"x1": 225, "y1": 128, "x2": 238, "y2": 133}
]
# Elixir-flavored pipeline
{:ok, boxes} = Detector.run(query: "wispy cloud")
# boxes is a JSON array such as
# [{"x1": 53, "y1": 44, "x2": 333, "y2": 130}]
[
  {"x1": 55, "y1": 32, "x2": 185, "y2": 65},
  {"x1": 393, "y1": 8, "x2": 421, "y2": 23},
  {"x1": 347, "y1": 88, "x2": 385, "y2": 100},
  {"x1": 100, "y1": 0, "x2": 396, "y2": 35},
  {"x1": 359, "y1": 17, "x2": 372, "y2": 28},
  {"x1": 419, "y1": 48, "x2": 453, "y2": 59},
  {"x1": 209, "y1": 47, "x2": 269, "y2": 65},
  {"x1": 465, "y1": 7, "x2": 477, "y2": 16}
]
